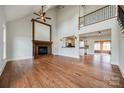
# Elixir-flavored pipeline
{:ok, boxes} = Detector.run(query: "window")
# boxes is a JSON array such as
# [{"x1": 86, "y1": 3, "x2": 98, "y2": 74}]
[
  {"x1": 3, "y1": 24, "x2": 6, "y2": 59},
  {"x1": 94, "y1": 40, "x2": 111, "y2": 53},
  {"x1": 103, "y1": 42, "x2": 111, "y2": 51},
  {"x1": 94, "y1": 42, "x2": 101, "y2": 50}
]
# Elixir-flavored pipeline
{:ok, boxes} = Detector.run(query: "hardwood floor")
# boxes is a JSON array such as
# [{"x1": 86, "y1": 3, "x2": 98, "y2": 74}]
[{"x1": 0, "y1": 54, "x2": 124, "y2": 88}]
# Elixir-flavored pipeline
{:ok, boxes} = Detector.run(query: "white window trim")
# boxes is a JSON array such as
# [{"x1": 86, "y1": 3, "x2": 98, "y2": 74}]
[{"x1": 2, "y1": 24, "x2": 6, "y2": 60}]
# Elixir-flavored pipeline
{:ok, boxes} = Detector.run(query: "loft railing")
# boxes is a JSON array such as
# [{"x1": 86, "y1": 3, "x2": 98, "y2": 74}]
[
  {"x1": 118, "y1": 5, "x2": 124, "y2": 33},
  {"x1": 79, "y1": 5, "x2": 117, "y2": 28}
]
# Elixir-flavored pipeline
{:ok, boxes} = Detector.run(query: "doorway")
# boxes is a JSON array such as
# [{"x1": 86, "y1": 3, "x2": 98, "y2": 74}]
[{"x1": 79, "y1": 29, "x2": 111, "y2": 63}]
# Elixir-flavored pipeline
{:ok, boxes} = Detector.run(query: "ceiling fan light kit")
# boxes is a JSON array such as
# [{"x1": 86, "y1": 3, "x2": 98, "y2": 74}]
[{"x1": 33, "y1": 6, "x2": 52, "y2": 22}]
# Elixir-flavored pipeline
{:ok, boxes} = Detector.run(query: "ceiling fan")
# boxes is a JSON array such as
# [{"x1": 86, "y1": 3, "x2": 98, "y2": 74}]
[{"x1": 33, "y1": 6, "x2": 52, "y2": 22}]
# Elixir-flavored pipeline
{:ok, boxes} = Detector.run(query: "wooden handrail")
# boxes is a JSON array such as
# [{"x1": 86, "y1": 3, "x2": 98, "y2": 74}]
[
  {"x1": 118, "y1": 5, "x2": 124, "y2": 32},
  {"x1": 80, "y1": 16, "x2": 117, "y2": 28}
]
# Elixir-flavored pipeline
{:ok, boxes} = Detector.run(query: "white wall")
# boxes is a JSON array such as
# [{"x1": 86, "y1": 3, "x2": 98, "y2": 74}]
[
  {"x1": 56, "y1": 6, "x2": 80, "y2": 58},
  {"x1": 84, "y1": 5, "x2": 106, "y2": 15},
  {"x1": 6, "y1": 8, "x2": 57, "y2": 60},
  {"x1": 46, "y1": 8, "x2": 58, "y2": 55},
  {"x1": 0, "y1": 6, "x2": 7, "y2": 75},
  {"x1": 7, "y1": 15, "x2": 33, "y2": 60},
  {"x1": 80, "y1": 5, "x2": 106, "y2": 16},
  {"x1": 35, "y1": 22, "x2": 50, "y2": 41},
  {"x1": 119, "y1": 28, "x2": 124, "y2": 78}
]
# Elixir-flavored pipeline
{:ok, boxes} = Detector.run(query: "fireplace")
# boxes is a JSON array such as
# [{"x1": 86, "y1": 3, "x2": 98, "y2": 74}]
[
  {"x1": 31, "y1": 19, "x2": 52, "y2": 58},
  {"x1": 33, "y1": 40, "x2": 52, "y2": 58},
  {"x1": 38, "y1": 46, "x2": 48, "y2": 55}
]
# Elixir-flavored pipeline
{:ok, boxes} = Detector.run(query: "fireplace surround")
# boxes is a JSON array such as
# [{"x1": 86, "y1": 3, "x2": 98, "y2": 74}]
[{"x1": 33, "y1": 40, "x2": 52, "y2": 58}]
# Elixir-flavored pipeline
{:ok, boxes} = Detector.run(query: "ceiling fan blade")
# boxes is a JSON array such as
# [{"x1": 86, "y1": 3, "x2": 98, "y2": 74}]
[
  {"x1": 36, "y1": 17, "x2": 40, "y2": 19},
  {"x1": 34, "y1": 12, "x2": 40, "y2": 16},
  {"x1": 43, "y1": 12, "x2": 46, "y2": 16},
  {"x1": 43, "y1": 19, "x2": 46, "y2": 22},
  {"x1": 45, "y1": 17, "x2": 52, "y2": 19}
]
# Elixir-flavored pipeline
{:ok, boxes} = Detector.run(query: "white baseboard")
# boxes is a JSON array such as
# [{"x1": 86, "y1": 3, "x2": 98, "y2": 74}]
[
  {"x1": 7, "y1": 56, "x2": 33, "y2": 62},
  {"x1": 52, "y1": 53, "x2": 59, "y2": 56},
  {"x1": 57, "y1": 54, "x2": 80, "y2": 59},
  {"x1": 119, "y1": 65, "x2": 124, "y2": 79},
  {"x1": 111, "y1": 62, "x2": 119, "y2": 66},
  {"x1": 0, "y1": 60, "x2": 7, "y2": 76}
]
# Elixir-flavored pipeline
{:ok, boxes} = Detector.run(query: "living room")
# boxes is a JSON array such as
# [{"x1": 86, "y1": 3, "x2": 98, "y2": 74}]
[{"x1": 0, "y1": 4, "x2": 124, "y2": 88}]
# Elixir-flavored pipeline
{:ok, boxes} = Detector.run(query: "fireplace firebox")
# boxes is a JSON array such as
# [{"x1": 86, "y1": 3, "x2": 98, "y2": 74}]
[{"x1": 38, "y1": 46, "x2": 48, "y2": 55}]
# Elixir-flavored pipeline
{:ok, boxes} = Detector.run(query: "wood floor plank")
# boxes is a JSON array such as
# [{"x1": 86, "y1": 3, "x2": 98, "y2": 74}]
[{"x1": 0, "y1": 54, "x2": 124, "y2": 88}]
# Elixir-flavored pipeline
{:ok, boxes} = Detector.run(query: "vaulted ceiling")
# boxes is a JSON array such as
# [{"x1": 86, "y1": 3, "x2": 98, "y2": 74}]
[{"x1": 3, "y1": 5, "x2": 57, "y2": 22}]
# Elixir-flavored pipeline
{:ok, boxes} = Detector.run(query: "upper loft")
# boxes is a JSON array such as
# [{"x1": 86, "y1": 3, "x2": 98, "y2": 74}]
[{"x1": 79, "y1": 5, "x2": 117, "y2": 28}]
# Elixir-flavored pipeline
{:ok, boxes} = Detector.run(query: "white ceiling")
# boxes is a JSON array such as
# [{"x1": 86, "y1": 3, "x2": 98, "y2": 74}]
[
  {"x1": 3, "y1": 5, "x2": 56, "y2": 22},
  {"x1": 79, "y1": 29, "x2": 111, "y2": 38}
]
